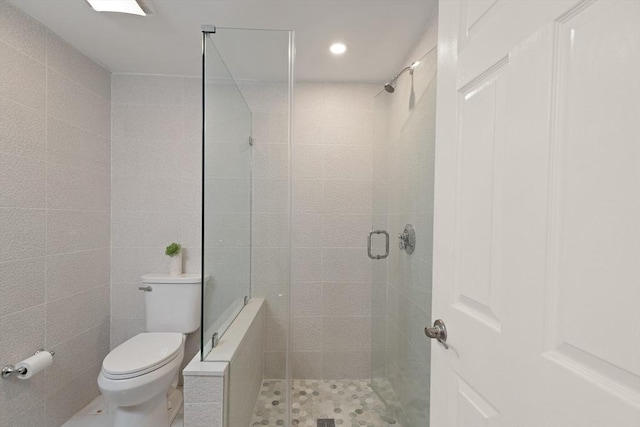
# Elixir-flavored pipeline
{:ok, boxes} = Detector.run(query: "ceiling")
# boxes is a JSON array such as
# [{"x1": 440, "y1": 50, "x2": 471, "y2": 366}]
[{"x1": 10, "y1": 0, "x2": 437, "y2": 82}]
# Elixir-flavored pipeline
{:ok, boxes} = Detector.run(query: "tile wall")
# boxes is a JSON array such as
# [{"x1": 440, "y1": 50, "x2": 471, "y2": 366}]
[
  {"x1": 0, "y1": 2, "x2": 111, "y2": 425},
  {"x1": 237, "y1": 81, "x2": 291, "y2": 379},
  {"x1": 110, "y1": 74, "x2": 202, "y2": 372},
  {"x1": 291, "y1": 82, "x2": 379, "y2": 379}
]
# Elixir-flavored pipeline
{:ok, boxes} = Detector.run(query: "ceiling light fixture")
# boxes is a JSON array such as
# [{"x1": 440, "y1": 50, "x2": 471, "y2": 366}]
[
  {"x1": 329, "y1": 42, "x2": 347, "y2": 55},
  {"x1": 86, "y1": 0, "x2": 147, "y2": 16}
]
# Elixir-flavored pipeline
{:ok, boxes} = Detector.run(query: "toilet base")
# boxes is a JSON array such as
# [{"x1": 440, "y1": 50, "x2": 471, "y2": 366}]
[{"x1": 113, "y1": 391, "x2": 170, "y2": 427}]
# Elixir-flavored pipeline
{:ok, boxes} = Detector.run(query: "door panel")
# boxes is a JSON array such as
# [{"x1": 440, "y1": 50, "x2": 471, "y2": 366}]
[{"x1": 432, "y1": 0, "x2": 640, "y2": 425}]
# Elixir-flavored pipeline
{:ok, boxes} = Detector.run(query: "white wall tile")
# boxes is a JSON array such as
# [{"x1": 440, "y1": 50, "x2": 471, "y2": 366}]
[
  {"x1": 47, "y1": 69, "x2": 110, "y2": 137},
  {"x1": 291, "y1": 248, "x2": 322, "y2": 283},
  {"x1": 323, "y1": 144, "x2": 373, "y2": 180},
  {"x1": 45, "y1": 321, "x2": 109, "y2": 395},
  {"x1": 184, "y1": 403, "x2": 223, "y2": 427},
  {"x1": 251, "y1": 247, "x2": 289, "y2": 284},
  {"x1": 0, "y1": 257, "x2": 45, "y2": 317},
  {"x1": 112, "y1": 74, "x2": 182, "y2": 105},
  {"x1": 292, "y1": 351, "x2": 322, "y2": 379},
  {"x1": 253, "y1": 178, "x2": 289, "y2": 213},
  {"x1": 45, "y1": 286, "x2": 109, "y2": 346},
  {"x1": 252, "y1": 111, "x2": 289, "y2": 143},
  {"x1": 46, "y1": 210, "x2": 109, "y2": 255},
  {"x1": 0, "y1": 1, "x2": 46, "y2": 62},
  {"x1": 44, "y1": 362, "x2": 101, "y2": 427},
  {"x1": 0, "y1": 96, "x2": 46, "y2": 159},
  {"x1": 293, "y1": 179, "x2": 323, "y2": 213},
  {"x1": 183, "y1": 77, "x2": 202, "y2": 105},
  {"x1": 292, "y1": 144, "x2": 323, "y2": 179},
  {"x1": 292, "y1": 316, "x2": 322, "y2": 352},
  {"x1": 112, "y1": 174, "x2": 180, "y2": 212},
  {"x1": 322, "y1": 282, "x2": 371, "y2": 317},
  {"x1": 110, "y1": 282, "x2": 145, "y2": 320},
  {"x1": 321, "y1": 350, "x2": 370, "y2": 379},
  {"x1": 184, "y1": 376, "x2": 224, "y2": 404},
  {"x1": 252, "y1": 213, "x2": 289, "y2": 248},
  {"x1": 47, "y1": 31, "x2": 110, "y2": 101},
  {"x1": 321, "y1": 214, "x2": 371, "y2": 248},
  {"x1": 0, "y1": 41, "x2": 46, "y2": 111},
  {"x1": 253, "y1": 143, "x2": 288, "y2": 179},
  {"x1": 322, "y1": 317, "x2": 371, "y2": 351},
  {"x1": 322, "y1": 179, "x2": 372, "y2": 214},
  {"x1": 46, "y1": 248, "x2": 109, "y2": 302},
  {"x1": 0, "y1": 8, "x2": 111, "y2": 425},
  {"x1": 292, "y1": 213, "x2": 323, "y2": 248},
  {"x1": 0, "y1": 208, "x2": 46, "y2": 262},
  {"x1": 112, "y1": 211, "x2": 182, "y2": 247},
  {"x1": 0, "y1": 153, "x2": 46, "y2": 208},
  {"x1": 46, "y1": 164, "x2": 110, "y2": 211},
  {"x1": 292, "y1": 282, "x2": 322, "y2": 317},
  {"x1": 322, "y1": 248, "x2": 371, "y2": 283},
  {"x1": 295, "y1": 108, "x2": 374, "y2": 146},
  {"x1": 47, "y1": 117, "x2": 110, "y2": 171}
]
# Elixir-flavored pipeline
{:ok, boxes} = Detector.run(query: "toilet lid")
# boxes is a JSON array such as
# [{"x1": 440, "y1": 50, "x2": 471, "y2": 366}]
[{"x1": 102, "y1": 333, "x2": 184, "y2": 378}]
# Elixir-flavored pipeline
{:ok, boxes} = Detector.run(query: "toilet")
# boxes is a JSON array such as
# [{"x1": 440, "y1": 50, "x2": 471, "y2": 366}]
[{"x1": 98, "y1": 273, "x2": 204, "y2": 427}]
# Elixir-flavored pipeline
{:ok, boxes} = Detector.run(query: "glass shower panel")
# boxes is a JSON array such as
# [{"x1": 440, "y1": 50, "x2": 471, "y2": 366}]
[
  {"x1": 201, "y1": 32, "x2": 252, "y2": 358},
  {"x1": 371, "y1": 47, "x2": 438, "y2": 426}
]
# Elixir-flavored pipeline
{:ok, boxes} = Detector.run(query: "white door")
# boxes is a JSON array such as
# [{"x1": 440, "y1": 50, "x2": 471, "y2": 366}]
[{"x1": 431, "y1": 0, "x2": 640, "y2": 426}]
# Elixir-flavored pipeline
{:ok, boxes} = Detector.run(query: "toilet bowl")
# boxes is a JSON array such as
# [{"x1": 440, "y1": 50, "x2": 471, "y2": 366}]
[
  {"x1": 98, "y1": 333, "x2": 185, "y2": 427},
  {"x1": 97, "y1": 273, "x2": 205, "y2": 427}
]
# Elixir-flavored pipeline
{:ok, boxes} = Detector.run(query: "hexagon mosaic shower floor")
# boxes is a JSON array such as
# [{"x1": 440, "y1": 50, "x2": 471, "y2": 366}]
[{"x1": 251, "y1": 379, "x2": 404, "y2": 426}]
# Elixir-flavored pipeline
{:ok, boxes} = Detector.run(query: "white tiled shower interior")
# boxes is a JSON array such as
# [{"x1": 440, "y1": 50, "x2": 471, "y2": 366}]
[
  {"x1": 0, "y1": 1, "x2": 111, "y2": 425},
  {"x1": 290, "y1": 82, "x2": 379, "y2": 379}
]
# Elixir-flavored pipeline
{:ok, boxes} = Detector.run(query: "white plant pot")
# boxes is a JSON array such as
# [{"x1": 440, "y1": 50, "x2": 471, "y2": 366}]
[{"x1": 169, "y1": 252, "x2": 182, "y2": 276}]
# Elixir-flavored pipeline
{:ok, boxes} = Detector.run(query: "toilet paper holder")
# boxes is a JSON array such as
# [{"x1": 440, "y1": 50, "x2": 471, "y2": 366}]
[{"x1": 1, "y1": 349, "x2": 55, "y2": 379}]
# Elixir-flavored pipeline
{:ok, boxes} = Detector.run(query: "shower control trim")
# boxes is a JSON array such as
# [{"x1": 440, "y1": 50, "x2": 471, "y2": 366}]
[
  {"x1": 367, "y1": 230, "x2": 389, "y2": 260},
  {"x1": 398, "y1": 224, "x2": 416, "y2": 254}
]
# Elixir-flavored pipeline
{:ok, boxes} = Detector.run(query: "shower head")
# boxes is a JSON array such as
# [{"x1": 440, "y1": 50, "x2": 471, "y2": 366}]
[
  {"x1": 384, "y1": 82, "x2": 395, "y2": 93},
  {"x1": 383, "y1": 61, "x2": 420, "y2": 94}
]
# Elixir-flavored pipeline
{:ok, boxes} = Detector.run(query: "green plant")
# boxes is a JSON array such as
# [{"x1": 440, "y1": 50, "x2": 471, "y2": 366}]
[{"x1": 165, "y1": 242, "x2": 182, "y2": 257}]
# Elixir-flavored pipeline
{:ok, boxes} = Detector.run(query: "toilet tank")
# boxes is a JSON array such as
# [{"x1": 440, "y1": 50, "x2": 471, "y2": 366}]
[{"x1": 140, "y1": 274, "x2": 206, "y2": 333}]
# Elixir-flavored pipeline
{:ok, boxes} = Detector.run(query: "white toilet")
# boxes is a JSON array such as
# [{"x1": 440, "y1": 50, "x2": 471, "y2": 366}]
[{"x1": 98, "y1": 273, "x2": 203, "y2": 427}]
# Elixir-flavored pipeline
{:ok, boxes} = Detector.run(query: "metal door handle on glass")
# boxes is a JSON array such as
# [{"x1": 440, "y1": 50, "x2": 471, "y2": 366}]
[
  {"x1": 367, "y1": 230, "x2": 389, "y2": 260},
  {"x1": 425, "y1": 319, "x2": 449, "y2": 349}
]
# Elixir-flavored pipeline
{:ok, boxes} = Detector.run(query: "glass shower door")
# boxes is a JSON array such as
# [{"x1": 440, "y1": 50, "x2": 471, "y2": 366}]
[
  {"x1": 201, "y1": 31, "x2": 253, "y2": 358},
  {"x1": 371, "y1": 47, "x2": 438, "y2": 426}
]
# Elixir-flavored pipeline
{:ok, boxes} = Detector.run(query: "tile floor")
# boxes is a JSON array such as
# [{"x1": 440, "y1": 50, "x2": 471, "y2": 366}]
[
  {"x1": 251, "y1": 379, "x2": 403, "y2": 427},
  {"x1": 62, "y1": 394, "x2": 183, "y2": 427}
]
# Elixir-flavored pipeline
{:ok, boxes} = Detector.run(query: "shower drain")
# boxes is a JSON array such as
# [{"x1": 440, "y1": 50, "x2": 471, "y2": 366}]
[{"x1": 317, "y1": 419, "x2": 336, "y2": 427}]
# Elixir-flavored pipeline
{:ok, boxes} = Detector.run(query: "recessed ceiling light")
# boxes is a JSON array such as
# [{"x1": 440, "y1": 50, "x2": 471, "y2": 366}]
[
  {"x1": 86, "y1": 0, "x2": 147, "y2": 16},
  {"x1": 330, "y1": 42, "x2": 347, "y2": 55}
]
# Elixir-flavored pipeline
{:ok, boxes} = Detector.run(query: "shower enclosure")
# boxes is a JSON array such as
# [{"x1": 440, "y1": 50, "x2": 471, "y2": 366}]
[
  {"x1": 371, "y1": 47, "x2": 438, "y2": 426},
  {"x1": 199, "y1": 24, "x2": 436, "y2": 426}
]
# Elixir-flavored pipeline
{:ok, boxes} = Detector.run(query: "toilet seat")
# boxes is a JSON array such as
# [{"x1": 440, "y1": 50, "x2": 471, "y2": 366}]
[{"x1": 102, "y1": 332, "x2": 184, "y2": 380}]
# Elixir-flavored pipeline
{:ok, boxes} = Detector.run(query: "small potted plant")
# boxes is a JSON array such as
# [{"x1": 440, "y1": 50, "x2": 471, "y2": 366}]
[{"x1": 165, "y1": 242, "x2": 182, "y2": 276}]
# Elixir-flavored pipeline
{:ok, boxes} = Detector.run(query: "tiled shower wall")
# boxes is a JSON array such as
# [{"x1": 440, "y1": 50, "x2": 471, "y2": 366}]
[
  {"x1": 110, "y1": 74, "x2": 202, "y2": 371},
  {"x1": 0, "y1": 2, "x2": 111, "y2": 426},
  {"x1": 239, "y1": 81, "x2": 380, "y2": 380},
  {"x1": 291, "y1": 83, "x2": 379, "y2": 379}
]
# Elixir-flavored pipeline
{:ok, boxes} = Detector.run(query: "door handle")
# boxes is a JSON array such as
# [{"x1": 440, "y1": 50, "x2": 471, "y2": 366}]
[
  {"x1": 367, "y1": 230, "x2": 389, "y2": 260},
  {"x1": 138, "y1": 286, "x2": 153, "y2": 292},
  {"x1": 425, "y1": 319, "x2": 448, "y2": 349}
]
